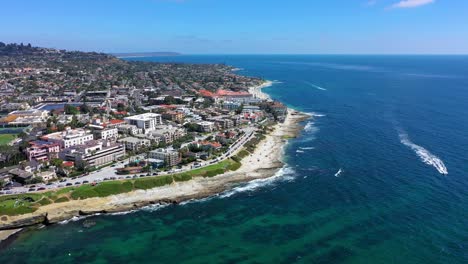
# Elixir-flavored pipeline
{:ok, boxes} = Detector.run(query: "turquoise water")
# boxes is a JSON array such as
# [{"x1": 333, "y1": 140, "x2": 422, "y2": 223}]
[{"x1": 2, "y1": 55, "x2": 468, "y2": 263}]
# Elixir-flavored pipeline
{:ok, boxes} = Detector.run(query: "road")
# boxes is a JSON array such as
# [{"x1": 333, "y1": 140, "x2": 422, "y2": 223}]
[{"x1": 1, "y1": 127, "x2": 256, "y2": 195}]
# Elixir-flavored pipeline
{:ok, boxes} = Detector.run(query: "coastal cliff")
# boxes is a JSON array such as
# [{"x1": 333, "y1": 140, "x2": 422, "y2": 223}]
[{"x1": 0, "y1": 109, "x2": 310, "y2": 237}]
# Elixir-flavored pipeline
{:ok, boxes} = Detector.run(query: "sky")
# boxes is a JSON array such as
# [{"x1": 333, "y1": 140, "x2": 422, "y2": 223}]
[{"x1": 1, "y1": 0, "x2": 468, "y2": 54}]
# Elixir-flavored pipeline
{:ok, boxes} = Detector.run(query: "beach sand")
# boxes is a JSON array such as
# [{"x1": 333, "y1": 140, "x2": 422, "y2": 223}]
[
  {"x1": 249, "y1": 80, "x2": 274, "y2": 100},
  {"x1": 0, "y1": 84, "x2": 310, "y2": 236}
]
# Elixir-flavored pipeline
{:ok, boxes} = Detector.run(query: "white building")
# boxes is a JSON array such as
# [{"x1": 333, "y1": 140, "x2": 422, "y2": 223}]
[
  {"x1": 149, "y1": 148, "x2": 180, "y2": 167},
  {"x1": 42, "y1": 128, "x2": 94, "y2": 149},
  {"x1": 197, "y1": 121, "x2": 215, "y2": 132},
  {"x1": 118, "y1": 137, "x2": 151, "y2": 151},
  {"x1": 95, "y1": 128, "x2": 118, "y2": 140},
  {"x1": 118, "y1": 124, "x2": 142, "y2": 136},
  {"x1": 60, "y1": 140, "x2": 125, "y2": 168},
  {"x1": 124, "y1": 113, "x2": 163, "y2": 133}
]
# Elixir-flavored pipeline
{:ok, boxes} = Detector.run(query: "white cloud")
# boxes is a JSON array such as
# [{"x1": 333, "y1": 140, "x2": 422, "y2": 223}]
[{"x1": 391, "y1": 0, "x2": 435, "y2": 8}]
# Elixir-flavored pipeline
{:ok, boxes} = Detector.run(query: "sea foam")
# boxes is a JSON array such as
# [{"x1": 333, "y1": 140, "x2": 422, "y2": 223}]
[
  {"x1": 399, "y1": 131, "x2": 448, "y2": 175},
  {"x1": 218, "y1": 166, "x2": 296, "y2": 198}
]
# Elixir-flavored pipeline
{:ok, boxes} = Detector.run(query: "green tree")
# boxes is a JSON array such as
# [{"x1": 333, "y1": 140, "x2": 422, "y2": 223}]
[
  {"x1": 65, "y1": 105, "x2": 79, "y2": 115},
  {"x1": 50, "y1": 158, "x2": 63, "y2": 168}
]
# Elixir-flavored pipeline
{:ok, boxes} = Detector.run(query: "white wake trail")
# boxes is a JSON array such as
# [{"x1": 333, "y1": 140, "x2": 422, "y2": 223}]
[
  {"x1": 399, "y1": 131, "x2": 448, "y2": 175},
  {"x1": 304, "y1": 81, "x2": 327, "y2": 91}
]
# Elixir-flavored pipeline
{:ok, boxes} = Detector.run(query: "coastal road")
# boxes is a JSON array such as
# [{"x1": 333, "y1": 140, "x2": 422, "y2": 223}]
[{"x1": 2, "y1": 127, "x2": 257, "y2": 195}]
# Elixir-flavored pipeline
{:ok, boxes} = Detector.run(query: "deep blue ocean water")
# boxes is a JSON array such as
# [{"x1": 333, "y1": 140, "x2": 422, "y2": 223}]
[{"x1": 2, "y1": 55, "x2": 468, "y2": 263}]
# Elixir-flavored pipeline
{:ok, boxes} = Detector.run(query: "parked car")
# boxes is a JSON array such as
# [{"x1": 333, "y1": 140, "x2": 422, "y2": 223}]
[
  {"x1": 83, "y1": 181, "x2": 89, "y2": 184},
  {"x1": 125, "y1": 176, "x2": 131, "y2": 179},
  {"x1": 28, "y1": 188, "x2": 35, "y2": 191},
  {"x1": 66, "y1": 183, "x2": 73, "y2": 186},
  {"x1": 38, "y1": 187, "x2": 46, "y2": 191},
  {"x1": 74, "y1": 182, "x2": 81, "y2": 185}
]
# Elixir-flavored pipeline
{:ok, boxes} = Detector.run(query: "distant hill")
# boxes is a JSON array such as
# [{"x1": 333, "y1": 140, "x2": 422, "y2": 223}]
[{"x1": 111, "y1": 52, "x2": 181, "y2": 58}]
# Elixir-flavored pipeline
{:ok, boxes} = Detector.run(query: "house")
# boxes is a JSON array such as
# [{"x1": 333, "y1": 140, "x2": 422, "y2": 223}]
[
  {"x1": 35, "y1": 170, "x2": 57, "y2": 182},
  {"x1": 8, "y1": 168, "x2": 33, "y2": 184}
]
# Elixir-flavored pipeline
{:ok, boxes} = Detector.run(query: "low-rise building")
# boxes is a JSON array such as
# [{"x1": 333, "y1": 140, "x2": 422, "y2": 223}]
[
  {"x1": 42, "y1": 127, "x2": 94, "y2": 149},
  {"x1": 60, "y1": 140, "x2": 125, "y2": 168},
  {"x1": 162, "y1": 111, "x2": 184, "y2": 123},
  {"x1": 26, "y1": 140, "x2": 60, "y2": 162},
  {"x1": 149, "y1": 148, "x2": 180, "y2": 167},
  {"x1": 118, "y1": 124, "x2": 142, "y2": 136},
  {"x1": 8, "y1": 168, "x2": 33, "y2": 184},
  {"x1": 196, "y1": 121, "x2": 215, "y2": 132},
  {"x1": 118, "y1": 137, "x2": 151, "y2": 151},
  {"x1": 93, "y1": 127, "x2": 118, "y2": 141},
  {"x1": 149, "y1": 126, "x2": 186, "y2": 144},
  {"x1": 35, "y1": 170, "x2": 57, "y2": 182}
]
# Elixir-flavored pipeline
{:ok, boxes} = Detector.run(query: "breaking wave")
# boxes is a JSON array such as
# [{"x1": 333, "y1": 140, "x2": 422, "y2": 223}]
[
  {"x1": 218, "y1": 166, "x2": 297, "y2": 198},
  {"x1": 304, "y1": 121, "x2": 317, "y2": 133},
  {"x1": 399, "y1": 131, "x2": 448, "y2": 175},
  {"x1": 299, "y1": 147, "x2": 315, "y2": 150}
]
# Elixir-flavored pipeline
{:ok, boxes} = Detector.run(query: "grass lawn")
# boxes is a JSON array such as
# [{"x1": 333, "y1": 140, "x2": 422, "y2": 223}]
[
  {"x1": 0, "y1": 158, "x2": 242, "y2": 216},
  {"x1": 0, "y1": 134, "x2": 17, "y2": 146}
]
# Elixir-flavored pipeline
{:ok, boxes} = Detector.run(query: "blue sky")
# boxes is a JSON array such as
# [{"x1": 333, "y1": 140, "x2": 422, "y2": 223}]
[{"x1": 1, "y1": 0, "x2": 467, "y2": 54}]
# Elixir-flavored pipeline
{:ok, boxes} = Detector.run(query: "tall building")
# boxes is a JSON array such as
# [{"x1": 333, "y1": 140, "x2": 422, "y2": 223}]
[{"x1": 124, "y1": 113, "x2": 163, "y2": 133}]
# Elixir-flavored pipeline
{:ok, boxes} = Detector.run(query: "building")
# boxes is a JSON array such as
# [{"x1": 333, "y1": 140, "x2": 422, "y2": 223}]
[
  {"x1": 93, "y1": 127, "x2": 118, "y2": 141},
  {"x1": 117, "y1": 124, "x2": 142, "y2": 136},
  {"x1": 60, "y1": 140, "x2": 125, "y2": 168},
  {"x1": 271, "y1": 101, "x2": 288, "y2": 116},
  {"x1": 4, "y1": 109, "x2": 49, "y2": 125},
  {"x1": 8, "y1": 168, "x2": 33, "y2": 184},
  {"x1": 149, "y1": 126, "x2": 186, "y2": 144},
  {"x1": 161, "y1": 111, "x2": 184, "y2": 123},
  {"x1": 124, "y1": 113, "x2": 163, "y2": 133},
  {"x1": 35, "y1": 170, "x2": 57, "y2": 182},
  {"x1": 149, "y1": 148, "x2": 180, "y2": 167},
  {"x1": 118, "y1": 137, "x2": 151, "y2": 151},
  {"x1": 42, "y1": 127, "x2": 94, "y2": 148},
  {"x1": 26, "y1": 140, "x2": 60, "y2": 162},
  {"x1": 196, "y1": 121, "x2": 215, "y2": 132}
]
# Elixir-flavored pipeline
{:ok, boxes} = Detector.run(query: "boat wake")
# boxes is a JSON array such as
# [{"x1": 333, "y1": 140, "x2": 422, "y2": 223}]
[
  {"x1": 304, "y1": 81, "x2": 327, "y2": 91},
  {"x1": 334, "y1": 169, "x2": 342, "y2": 177},
  {"x1": 398, "y1": 131, "x2": 448, "y2": 175}
]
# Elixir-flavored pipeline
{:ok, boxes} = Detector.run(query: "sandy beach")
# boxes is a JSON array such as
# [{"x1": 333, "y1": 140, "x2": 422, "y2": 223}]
[
  {"x1": 0, "y1": 85, "x2": 310, "y2": 239},
  {"x1": 249, "y1": 80, "x2": 274, "y2": 100}
]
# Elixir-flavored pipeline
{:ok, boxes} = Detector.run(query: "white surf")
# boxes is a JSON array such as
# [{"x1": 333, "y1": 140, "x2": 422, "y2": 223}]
[{"x1": 399, "y1": 131, "x2": 448, "y2": 175}]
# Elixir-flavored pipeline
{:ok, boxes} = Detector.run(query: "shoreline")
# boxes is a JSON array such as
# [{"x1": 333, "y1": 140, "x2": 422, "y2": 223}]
[
  {"x1": 249, "y1": 80, "x2": 274, "y2": 101},
  {"x1": 0, "y1": 83, "x2": 310, "y2": 243}
]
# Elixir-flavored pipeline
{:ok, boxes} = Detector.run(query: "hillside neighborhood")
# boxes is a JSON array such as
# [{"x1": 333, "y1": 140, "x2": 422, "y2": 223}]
[{"x1": 0, "y1": 43, "x2": 288, "y2": 195}]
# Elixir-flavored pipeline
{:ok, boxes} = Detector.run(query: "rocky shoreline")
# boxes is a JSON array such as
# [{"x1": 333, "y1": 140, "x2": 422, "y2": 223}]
[{"x1": 0, "y1": 109, "x2": 310, "y2": 244}]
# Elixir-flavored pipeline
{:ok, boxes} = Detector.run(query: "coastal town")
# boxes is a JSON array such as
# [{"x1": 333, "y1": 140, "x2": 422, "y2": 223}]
[
  {"x1": 0, "y1": 43, "x2": 298, "y2": 201},
  {"x1": 0, "y1": 43, "x2": 310, "y2": 240}
]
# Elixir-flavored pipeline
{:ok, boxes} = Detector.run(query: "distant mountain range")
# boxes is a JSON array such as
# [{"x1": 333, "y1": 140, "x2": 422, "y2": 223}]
[{"x1": 111, "y1": 52, "x2": 181, "y2": 58}]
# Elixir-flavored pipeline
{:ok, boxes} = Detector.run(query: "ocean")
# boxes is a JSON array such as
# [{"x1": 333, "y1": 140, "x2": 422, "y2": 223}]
[{"x1": 2, "y1": 55, "x2": 468, "y2": 263}]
